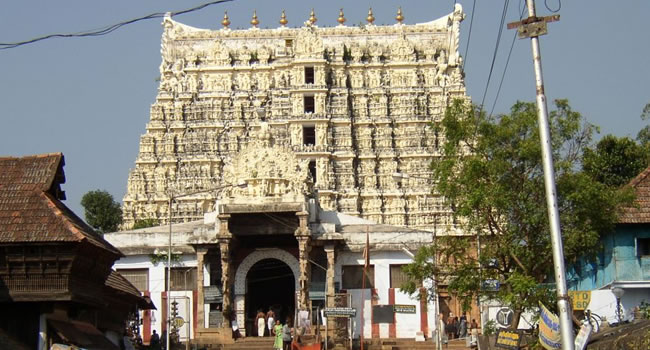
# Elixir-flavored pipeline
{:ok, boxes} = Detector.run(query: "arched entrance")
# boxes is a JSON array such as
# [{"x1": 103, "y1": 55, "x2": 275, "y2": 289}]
[
  {"x1": 234, "y1": 248, "x2": 300, "y2": 336},
  {"x1": 246, "y1": 259, "x2": 295, "y2": 335}
]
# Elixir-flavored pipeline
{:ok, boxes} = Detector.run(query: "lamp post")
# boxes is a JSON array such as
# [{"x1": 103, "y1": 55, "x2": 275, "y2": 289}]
[
  {"x1": 611, "y1": 287, "x2": 625, "y2": 325},
  {"x1": 165, "y1": 182, "x2": 246, "y2": 349},
  {"x1": 392, "y1": 172, "x2": 442, "y2": 350}
]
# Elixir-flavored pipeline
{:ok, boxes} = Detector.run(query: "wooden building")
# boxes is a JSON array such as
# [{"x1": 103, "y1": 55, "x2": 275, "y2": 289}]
[{"x1": 0, "y1": 153, "x2": 152, "y2": 350}]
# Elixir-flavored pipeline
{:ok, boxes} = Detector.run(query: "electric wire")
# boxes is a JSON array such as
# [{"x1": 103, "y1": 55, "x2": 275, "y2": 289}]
[
  {"x1": 479, "y1": 0, "x2": 511, "y2": 110},
  {"x1": 544, "y1": 0, "x2": 562, "y2": 13},
  {"x1": 0, "y1": 0, "x2": 234, "y2": 50},
  {"x1": 462, "y1": 0, "x2": 477, "y2": 69},
  {"x1": 488, "y1": 3, "x2": 527, "y2": 117}
]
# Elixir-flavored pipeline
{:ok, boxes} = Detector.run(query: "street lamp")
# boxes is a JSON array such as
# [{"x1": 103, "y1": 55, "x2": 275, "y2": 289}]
[
  {"x1": 391, "y1": 172, "x2": 442, "y2": 350},
  {"x1": 165, "y1": 182, "x2": 246, "y2": 349},
  {"x1": 611, "y1": 287, "x2": 625, "y2": 325}
]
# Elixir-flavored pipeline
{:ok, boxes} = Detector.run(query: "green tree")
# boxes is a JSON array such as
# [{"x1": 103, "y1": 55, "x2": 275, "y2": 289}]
[
  {"x1": 401, "y1": 99, "x2": 633, "y2": 328},
  {"x1": 637, "y1": 103, "x2": 650, "y2": 148},
  {"x1": 583, "y1": 135, "x2": 648, "y2": 187},
  {"x1": 133, "y1": 218, "x2": 160, "y2": 230},
  {"x1": 80, "y1": 190, "x2": 122, "y2": 233}
]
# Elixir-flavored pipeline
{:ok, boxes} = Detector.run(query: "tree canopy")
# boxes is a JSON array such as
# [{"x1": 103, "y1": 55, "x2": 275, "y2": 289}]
[
  {"x1": 583, "y1": 135, "x2": 648, "y2": 187},
  {"x1": 401, "y1": 99, "x2": 633, "y2": 326},
  {"x1": 133, "y1": 218, "x2": 160, "y2": 230},
  {"x1": 80, "y1": 190, "x2": 123, "y2": 233}
]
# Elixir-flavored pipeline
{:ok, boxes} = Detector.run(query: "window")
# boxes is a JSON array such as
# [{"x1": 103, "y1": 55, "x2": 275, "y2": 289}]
[
  {"x1": 309, "y1": 160, "x2": 317, "y2": 183},
  {"x1": 342, "y1": 265, "x2": 374, "y2": 289},
  {"x1": 165, "y1": 267, "x2": 197, "y2": 291},
  {"x1": 303, "y1": 126, "x2": 315, "y2": 146},
  {"x1": 637, "y1": 238, "x2": 650, "y2": 257},
  {"x1": 117, "y1": 268, "x2": 149, "y2": 292},
  {"x1": 390, "y1": 264, "x2": 409, "y2": 289},
  {"x1": 304, "y1": 96, "x2": 315, "y2": 113},
  {"x1": 305, "y1": 67, "x2": 315, "y2": 84},
  {"x1": 285, "y1": 39, "x2": 293, "y2": 48}
]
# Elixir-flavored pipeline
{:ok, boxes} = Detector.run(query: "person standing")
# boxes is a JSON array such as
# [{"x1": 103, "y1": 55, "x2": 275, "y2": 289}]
[
  {"x1": 150, "y1": 330, "x2": 161, "y2": 350},
  {"x1": 459, "y1": 316, "x2": 467, "y2": 339},
  {"x1": 273, "y1": 319, "x2": 284, "y2": 350},
  {"x1": 470, "y1": 319, "x2": 479, "y2": 348},
  {"x1": 282, "y1": 319, "x2": 293, "y2": 350},
  {"x1": 257, "y1": 309, "x2": 266, "y2": 337},
  {"x1": 267, "y1": 309, "x2": 275, "y2": 337}
]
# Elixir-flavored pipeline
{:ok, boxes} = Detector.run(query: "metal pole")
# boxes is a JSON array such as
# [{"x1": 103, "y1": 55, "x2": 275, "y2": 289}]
[
  {"x1": 525, "y1": 1, "x2": 574, "y2": 348},
  {"x1": 167, "y1": 197, "x2": 173, "y2": 350}
]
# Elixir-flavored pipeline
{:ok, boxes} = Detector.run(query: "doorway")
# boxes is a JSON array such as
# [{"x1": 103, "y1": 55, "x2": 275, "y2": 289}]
[{"x1": 245, "y1": 258, "x2": 295, "y2": 336}]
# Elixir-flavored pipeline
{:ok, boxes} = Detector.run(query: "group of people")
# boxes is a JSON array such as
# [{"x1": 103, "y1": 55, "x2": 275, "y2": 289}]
[
  {"x1": 256, "y1": 308, "x2": 294, "y2": 350},
  {"x1": 440, "y1": 313, "x2": 479, "y2": 346}
]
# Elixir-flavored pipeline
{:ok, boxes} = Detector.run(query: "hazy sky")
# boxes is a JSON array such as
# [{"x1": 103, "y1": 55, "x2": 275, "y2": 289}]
[{"x1": 1, "y1": 1, "x2": 649, "y2": 218}]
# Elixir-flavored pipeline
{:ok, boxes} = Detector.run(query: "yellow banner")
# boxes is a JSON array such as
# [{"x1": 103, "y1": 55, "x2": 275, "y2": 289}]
[
  {"x1": 568, "y1": 291, "x2": 591, "y2": 311},
  {"x1": 538, "y1": 303, "x2": 561, "y2": 350}
]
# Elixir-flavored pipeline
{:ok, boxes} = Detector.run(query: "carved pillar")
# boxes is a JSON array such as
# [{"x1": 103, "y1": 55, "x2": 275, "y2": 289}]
[
  {"x1": 295, "y1": 211, "x2": 312, "y2": 310},
  {"x1": 196, "y1": 247, "x2": 208, "y2": 330},
  {"x1": 217, "y1": 214, "x2": 233, "y2": 327},
  {"x1": 324, "y1": 244, "x2": 336, "y2": 307}
]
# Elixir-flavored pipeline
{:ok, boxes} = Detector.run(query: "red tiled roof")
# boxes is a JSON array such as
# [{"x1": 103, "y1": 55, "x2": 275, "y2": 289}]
[
  {"x1": 0, "y1": 153, "x2": 121, "y2": 255},
  {"x1": 619, "y1": 166, "x2": 650, "y2": 224}
]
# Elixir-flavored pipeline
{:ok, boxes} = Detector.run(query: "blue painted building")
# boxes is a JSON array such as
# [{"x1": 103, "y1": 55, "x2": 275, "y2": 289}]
[{"x1": 568, "y1": 167, "x2": 650, "y2": 322}]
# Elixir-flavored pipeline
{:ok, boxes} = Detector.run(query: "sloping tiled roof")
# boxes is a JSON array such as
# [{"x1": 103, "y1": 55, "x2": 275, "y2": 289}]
[
  {"x1": 619, "y1": 166, "x2": 650, "y2": 224},
  {"x1": 0, "y1": 153, "x2": 121, "y2": 255},
  {"x1": 105, "y1": 270, "x2": 141, "y2": 298}
]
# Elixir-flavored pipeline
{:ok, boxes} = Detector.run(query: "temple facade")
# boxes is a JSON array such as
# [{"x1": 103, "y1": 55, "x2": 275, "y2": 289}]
[
  {"x1": 122, "y1": 6, "x2": 468, "y2": 232},
  {"x1": 112, "y1": 6, "x2": 480, "y2": 346}
]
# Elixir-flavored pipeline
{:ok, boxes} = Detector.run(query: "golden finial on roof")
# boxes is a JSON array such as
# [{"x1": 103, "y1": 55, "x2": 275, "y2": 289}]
[
  {"x1": 221, "y1": 11, "x2": 231, "y2": 28},
  {"x1": 309, "y1": 8, "x2": 317, "y2": 25},
  {"x1": 250, "y1": 9, "x2": 259, "y2": 28},
  {"x1": 366, "y1": 8, "x2": 375, "y2": 24},
  {"x1": 279, "y1": 10, "x2": 288, "y2": 27},
  {"x1": 337, "y1": 8, "x2": 346, "y2": 25},
  {"x1": 395, "y1": 7, "x2": 404, "y2": 24}
]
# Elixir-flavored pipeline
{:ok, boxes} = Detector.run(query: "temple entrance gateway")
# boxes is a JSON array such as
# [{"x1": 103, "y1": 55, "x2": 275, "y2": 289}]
[
  {"x1": 234, "y1": 248, "x2": 301, "y2": 337},
  {"x1": 245, "y1": 259, "x2": 295, "y2": 336}
]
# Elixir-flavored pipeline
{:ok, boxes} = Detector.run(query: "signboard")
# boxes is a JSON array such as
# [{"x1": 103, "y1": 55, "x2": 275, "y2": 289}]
[
  {"x1": 568, "y1": 291, "x2": 591, "y2": 311},
  {"x1": 372, "y1": 305, "x2": 394, "y2": 324},
  {"x1": 538, "y1": 303, "x2": 561, "y2": 350},
  {"x1": 323, "y1": 307, "x2": 356, "y2": 318},
  {"x1": 482, "y1": 279, "x2": 500, "y2": 291},
  {"x1": 495, "y1": 329, "x2": 522, "y2": 350},
  {"x1": 172, "y1": 316, "x2": 185, "y2": 328},
  {"x1": 204, "y1": 286, "x2": 223, "y2": 303},
  {"x1": 393, "y1": 304, "x2": 416, "y2": 314}
]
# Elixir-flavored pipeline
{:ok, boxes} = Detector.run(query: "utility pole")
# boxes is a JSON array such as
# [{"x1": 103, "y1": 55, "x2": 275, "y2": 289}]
[{"x1": 508, "y1": 1, "x2": 574, "y2": 349}]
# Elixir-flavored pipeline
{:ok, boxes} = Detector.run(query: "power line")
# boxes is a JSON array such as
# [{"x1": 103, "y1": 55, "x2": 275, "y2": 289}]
[
  {"x1": 0, "y1": 0, "x2": 234, "y2": 50},
  {"x1": 479, "y1": 0, "x2": 511, "y2": 110},
  {"x1": 544, "y1": 0, "x2": 562, "y2": 13},
  {"x1": 489, "y1": 4, "x2": 527, "y2": 117},
  {"x1": 462, "y1": 0, "x2": 477, "y2": 69}
]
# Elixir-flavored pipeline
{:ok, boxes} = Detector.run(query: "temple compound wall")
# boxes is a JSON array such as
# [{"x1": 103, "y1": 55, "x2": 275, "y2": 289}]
[{"x1": 122, "y1": 6, "x2": 468, "y2": 232}]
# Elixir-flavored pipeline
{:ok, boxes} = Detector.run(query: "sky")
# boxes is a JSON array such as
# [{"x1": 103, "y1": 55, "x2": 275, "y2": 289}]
[{"x1": 1, "y1": 1, "x2": 649, "y2": 218}]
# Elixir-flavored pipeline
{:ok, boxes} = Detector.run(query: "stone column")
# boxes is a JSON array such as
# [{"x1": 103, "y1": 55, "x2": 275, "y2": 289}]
[
  {"x1": 196, "y1": 247, "x2": 208, "y2": 330},
  {"x1": 324, "y1": 244, "x2": 336, "y2": 307},
  {"x1": 295, "y1": 211, "x2": 311, "y2": 310},
  {"x1": 217, "y1": 214, "x2": 233, "y2": 327}
]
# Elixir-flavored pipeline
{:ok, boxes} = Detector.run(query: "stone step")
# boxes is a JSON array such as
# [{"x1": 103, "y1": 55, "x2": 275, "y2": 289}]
[{"x1": 222, "y1": 337, "x2": 276, "y2": 350}]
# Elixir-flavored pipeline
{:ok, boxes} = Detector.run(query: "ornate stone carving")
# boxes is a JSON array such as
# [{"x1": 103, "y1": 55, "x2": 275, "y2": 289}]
[
  {"x1": 294, "y1": 28, "x2": 323, "y2": 59},
  {"x1": 123, "y1": 9, "x2": 467, "y2": 232}
]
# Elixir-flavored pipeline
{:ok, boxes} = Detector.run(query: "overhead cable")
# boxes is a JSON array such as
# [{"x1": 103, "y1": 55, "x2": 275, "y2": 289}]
[
  {"x1": 479, "y1": 0, "x2": 510, "y2": 110},
  {"x1": 489, "y1": 4, "x2": 527, "y2": 117},
  {"x1": 0, "y1": 0, "x2": 233, "y2": 50}
]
